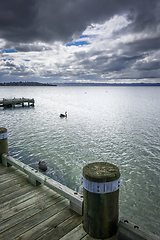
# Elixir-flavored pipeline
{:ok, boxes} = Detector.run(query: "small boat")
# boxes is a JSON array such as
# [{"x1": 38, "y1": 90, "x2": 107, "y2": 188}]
[
  {"x1": 39, "y1": 161, "x2": 47, "y2": 171},
  {"x1": 60, "y1": 111, "x2": 67, "y2": 118}
]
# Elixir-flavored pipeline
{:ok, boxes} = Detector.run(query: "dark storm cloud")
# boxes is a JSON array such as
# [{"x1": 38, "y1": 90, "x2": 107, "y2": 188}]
[
  {"x1": 15, "y1": 44, "x2": 52, "y2": 52},
  {"x1": 0, "y1": 0, "x2": 37, "y2": 43},
  {"x1": 0, "y1": 0, "x2": 160, "y2": 45},
  {"x1": 135, "y1": 60, "x2": 160, "y2": 71},
  {"x1": 125, "y1": 37, "x2": 160, "y2": 53},
  {"x1": 75, "y1": 48, "x2": 144, "y2": 74}
]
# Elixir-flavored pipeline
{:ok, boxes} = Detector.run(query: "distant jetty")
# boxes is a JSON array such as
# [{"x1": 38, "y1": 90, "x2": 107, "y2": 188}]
[
  {"x1": 0, "y1": 81, "x2": 57, "y2": 86},
  {"x1": 0, "y1": 98, "x2": 34, "y2": 108}
]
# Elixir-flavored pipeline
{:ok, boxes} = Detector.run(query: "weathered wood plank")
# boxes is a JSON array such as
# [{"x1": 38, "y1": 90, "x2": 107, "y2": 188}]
[
  {"x1": 1, "y1": 199, "x2": 69, "y2": 239},
  {"x1": 38, "y1": 214, "x2": 83, "y2": 240},
  {"x1": 0, "y1": 178, "x2": 31, "y2": 197},
  {"x1": 60, "y1": 223, "x2": 87, "y2": 240},
  {"x1": 0, "y1": 183, "x2": 36, "y2": 204},
  {"x1": 16, "y1": 207, "x2": 76, "y2": 240},
  {"x1": 0, "y1": 189, "x2": 62, "y2": 222},
  {"x1": 0, "y1": 169, "x2": 23, "y2": 179},
  {"x1": 0, "y1": 186, "x2": 46, "y2": 213},
  {"x1": 60, "y1": 224, "x2": 118, "y2": 240},
  {"x1": 0, "y1": 176, "x2": 30, "y2": 191},
  {"x1": 81, "y1": 232, "x2": 118, "y2": 240},
  {"x1": 0, "y1": 169, "x2": 27, "y2": 183},
  {"x1": 0, "y1": 195, "x2": 64, "y2": 234},
  {"x1": 0, "y1": 164, "x2": 17, "y2": 175},
  {"x1": 0, "y1": 163, "x2": 84, "y2": 240}
]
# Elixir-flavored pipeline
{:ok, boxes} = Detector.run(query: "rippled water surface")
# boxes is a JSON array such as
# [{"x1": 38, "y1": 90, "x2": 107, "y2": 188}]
[{"x1": 1, "y1": 86, "x2": 160, "y2": 236}]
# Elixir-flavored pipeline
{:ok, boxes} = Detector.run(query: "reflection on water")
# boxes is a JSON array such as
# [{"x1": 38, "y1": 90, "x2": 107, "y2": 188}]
[{"x1": 1, "y1": 86, "x2": 160, "y2": 236}]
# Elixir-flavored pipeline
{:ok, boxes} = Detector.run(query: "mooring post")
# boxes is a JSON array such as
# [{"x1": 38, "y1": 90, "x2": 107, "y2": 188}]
[
  {"x1": 82, "y1": 162, "x2": 121, "y2": 239},
  {"x1": 32, "y1": 98, "x2": 35, "y2": 107},
  {"x1": 0, "y1": 127, "x2": 8, "y2": 163}
]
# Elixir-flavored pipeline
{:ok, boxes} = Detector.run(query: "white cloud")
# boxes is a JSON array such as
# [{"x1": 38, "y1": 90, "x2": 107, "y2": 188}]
[{"x1": 1, "y1": 11, "x2": 160, "y2": 83}]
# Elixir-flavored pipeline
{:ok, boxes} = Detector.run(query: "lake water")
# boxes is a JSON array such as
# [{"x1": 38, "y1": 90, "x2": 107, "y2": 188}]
[{"x1": 0, "y1": 86, "x2": 160, "y2": 236}]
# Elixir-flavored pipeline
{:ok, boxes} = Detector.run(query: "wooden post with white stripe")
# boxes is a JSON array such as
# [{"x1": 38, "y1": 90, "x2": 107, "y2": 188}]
[
  {"x1": 0, "y1": 127, "x2": 8, "y2": 163},
  {"x1": 83, "y1": 162, "x2": 121, "y2": 239}
]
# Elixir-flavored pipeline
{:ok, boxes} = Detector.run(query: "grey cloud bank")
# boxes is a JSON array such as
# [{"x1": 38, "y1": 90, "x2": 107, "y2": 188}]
[{"x1": 0, "y1": 0, "x2": 160, "y2": 83}]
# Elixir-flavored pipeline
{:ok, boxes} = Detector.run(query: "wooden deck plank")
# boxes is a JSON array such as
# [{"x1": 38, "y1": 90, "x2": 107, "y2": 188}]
[
  {"x1": 0, "y1": 184, "x2": 37, "y2": 204},
  {"x1": 38, "y1": 214, "x2": 83, "y2": 240},
  {"x1": 0, "y1": 164, "x2": 18, "y2": 175},
  {"x1": 60, "y1": 223, "x2": 118, "y2": 240},
  {"x1": 16, "y1": 207, "x2": 76, "y2": 240},
  {"x1": 0, "y1": 188, "x2": 60, "y2": 221},
  {"x1": 0, "y1": 163, "x2": 24, "y2": 174},
  {"x1": 1, "y1": 199, "x2": 69, "y2": 239},
  {"x1": 0, "y1": 178, "x2": 32, "y2": 197},
  {"x1": 0, "y1": 170, "x2": 27, "y2": 183},
  {"x1": 0, "y1": 169, "x2": 24, "y2": 180},
  {"x1": 0, "y1": 175, "x2": 30, "y2": 191},
  {"x1": 0, "y1": 186, "x2": 48, "y2": 213},
  {"x1": 0, "y1": 166, "x2": 26, "y2": 177},
  {"x1": 0, "y1": 194, "x2": 63, "y2": 233},
  {"x1": 0, "y1": 164, "x2": 26, "y2": 174},
  {"x1": 60, "y1": 223, "x2": 87, "y2": 240},
  {"x1": 0, "y1": 164, "x2": 84, "y2": 240}
]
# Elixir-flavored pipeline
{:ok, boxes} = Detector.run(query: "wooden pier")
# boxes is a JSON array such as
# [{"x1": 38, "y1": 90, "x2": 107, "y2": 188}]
[
  {"x1": 1, "y1": 163, "x2": 160, "y2": 240},
  {"x1": 0, "y1": 163, "x2": 84, "y2": 240},
  {"x1": 0, "y1": 163, "x2": 119, "y2": 240},
  {"x1": 0, "y1": 98, "x2": 34, "y2": 108}
]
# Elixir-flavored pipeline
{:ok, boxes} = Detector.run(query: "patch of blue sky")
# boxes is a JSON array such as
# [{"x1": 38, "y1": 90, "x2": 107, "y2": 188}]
[
  {"x1": 23, "y1": 59, "x2": 30, "y2": 62},
  {"x1": 66, "y1": 41, "x2": 90, "y2": 47},
  {"x1": 79, "y1": 35, "x2": 89, "y2": 38},
  {"x1": 2, "y1": 49, "x2": 17, "y2": 53},
  {"x1": 0, "y1": 59, "x2": 14, "y2": 61}
]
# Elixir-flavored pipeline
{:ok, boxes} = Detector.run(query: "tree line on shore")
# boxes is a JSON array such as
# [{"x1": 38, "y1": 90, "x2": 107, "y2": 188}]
[{"x1": 0, "y1": 81, "x2": 57, "y2": 86}]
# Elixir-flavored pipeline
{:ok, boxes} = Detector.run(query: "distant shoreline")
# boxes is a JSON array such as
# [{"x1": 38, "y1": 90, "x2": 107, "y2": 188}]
[
  {"x1": 57, "y1": 82, "x2": 160, "y2": 87},
  {"x1": 0, "y1": 81, "x2": 160, "y2": 87},
  {"x1": 0, "y1": 82, "x2": 57, "y2": 86}
]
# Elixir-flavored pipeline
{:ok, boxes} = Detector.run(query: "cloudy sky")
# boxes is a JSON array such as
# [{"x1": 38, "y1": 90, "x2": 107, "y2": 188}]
[{"x1": 0, "y1": 0, "x2": 160, "y2": 84}]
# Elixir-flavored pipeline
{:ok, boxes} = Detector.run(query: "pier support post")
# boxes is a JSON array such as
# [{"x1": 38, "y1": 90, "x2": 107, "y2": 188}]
[
  {"x1": 31, "y1": 98, "x2": 34, "y2": 107},
  {"x1": 0, "y1": 127, "x2": 8, "y2": 163},
  {"x1": 83, "y1": 162, "x2": 121, "y2": 239}
]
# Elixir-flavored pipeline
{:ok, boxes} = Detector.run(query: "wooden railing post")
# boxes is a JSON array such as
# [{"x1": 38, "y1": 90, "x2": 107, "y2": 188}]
[
  {"x1": 83, "y1": 162, "x2": 121, "y2": 239},
  {"x1": 0, "y1": 127, "x2": 8, "y2": 163}
]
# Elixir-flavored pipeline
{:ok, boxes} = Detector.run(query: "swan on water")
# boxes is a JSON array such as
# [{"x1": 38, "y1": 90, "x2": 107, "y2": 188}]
[
  {"x1": 39, "y1": 161, "x2": 47, "y2": 171},
  {"x1": 60, "y1": 111, "x2": 67, "y2": 118}
]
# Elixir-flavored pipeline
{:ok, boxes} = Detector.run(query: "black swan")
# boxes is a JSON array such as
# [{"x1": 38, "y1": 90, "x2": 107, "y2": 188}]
[
  {"x1": 60, "y1": 111, "x2": 67, "y2": 118},
  {"x1": 39, "y1": 161, "x2": 47, "y2": 171}
]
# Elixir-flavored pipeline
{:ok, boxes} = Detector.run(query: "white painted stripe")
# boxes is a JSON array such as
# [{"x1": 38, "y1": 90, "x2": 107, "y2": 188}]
[
  {"x1": 82, "y1": 176, "x2": 121, "y2": 194},
  {"x1": 0, "y1": 132, "x2": 7, "y2": 140}
]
